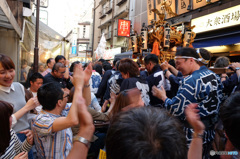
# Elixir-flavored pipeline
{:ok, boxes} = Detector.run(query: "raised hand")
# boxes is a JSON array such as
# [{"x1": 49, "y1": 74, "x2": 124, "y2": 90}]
[
  {"x1": 83, "y1": 63, "x2": 93, "y2": 84},
  {"x1": 72, "y1": 63, "x2": 84, "y2": 88},
  {"x1": 25, "y1": 97, "x2": 39, "y2": 110},
  {"x1": 65, "y1": 60, "x2": 69, "y2": 67},
  {"x1": 160, "y1": 61, "x2": 168, "y2": 70},
  {"x1": 229, "y1": 62, "x2": 240, "y2": 71},
  {"x1": 101, "y1": 100, "x2": 109, "y2": 113}
]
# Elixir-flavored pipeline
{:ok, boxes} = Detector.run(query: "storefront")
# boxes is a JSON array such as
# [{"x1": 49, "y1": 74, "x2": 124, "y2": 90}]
[
  {"x1": 191, "y1": 3, "x2": 240, "y2": 62},
  {"x1": 0, "y1": 0, "x2": 24, "y2": 81},
  {"x1": 21, "y1": 16, "x2": 65, "y2": 66}
]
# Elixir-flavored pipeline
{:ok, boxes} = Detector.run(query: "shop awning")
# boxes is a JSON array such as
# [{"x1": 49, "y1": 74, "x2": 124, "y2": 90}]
[
  {"x1": 115, "y1": 51, "x2": 133, "y2": 59},
  {"x1": 21, "y1": 16, "x2": 65, "y2": 63},
  {"x1": 0, "y1": 0, "x2": 22, "y2": 38},
  {"x1": 115, "y1": 51, "x2": 150, "y2": 59},
  {"x1": 193, "y1": 30, "x2": 240, "y2": 48}
]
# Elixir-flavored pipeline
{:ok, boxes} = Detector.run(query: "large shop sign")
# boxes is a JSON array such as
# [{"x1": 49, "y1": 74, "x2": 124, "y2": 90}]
[
  {"x1": 192, "y1": 5, "x2": 240, "y2": 34},
  {"x1": 117, "y1": 19, "x2": 131, "y2": 37}
]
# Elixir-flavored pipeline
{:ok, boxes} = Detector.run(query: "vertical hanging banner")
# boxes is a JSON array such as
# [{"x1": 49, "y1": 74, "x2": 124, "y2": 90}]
[
  {"x1": 147, "y1": 0, "x2": 155, "y2": 25},
  {"x1": 164, "y1": 27, "x2": 171, "y2": 47},
  {"x1": 165, "y1": 0, "x2": 176, "y2": 19},
  {"x1": 193, "y1": 0, "x2": 219, "y2": 10},
  {"x1": 141, "y1": 30, "x2": 148, "y2": 50},
  {"x1": 155, "y1": 0, "x2": 162, "y2": 10},
  {"x1": 178, "y1": 0, "x2": 189, "y2": 15},
  {"x1": 155, "y1": 0, "x2": 162, "y2": 22},
  {"x1": 183, "y1": 31, "x2": 191, "y2": 47},
  {"x1": 71, "y1": 28, "x2": 78, "y2": 55},
  {"x1": 131, "y1": 35, "x2": 138, "y2": 53}
]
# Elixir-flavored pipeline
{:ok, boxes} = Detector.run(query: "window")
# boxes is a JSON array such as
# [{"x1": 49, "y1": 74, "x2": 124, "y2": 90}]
[{"x1": 108, "y1": 25, "x2": 112, "y2": 38}]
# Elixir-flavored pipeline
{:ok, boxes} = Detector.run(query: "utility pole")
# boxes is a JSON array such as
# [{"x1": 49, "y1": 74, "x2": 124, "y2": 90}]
[
  {"x1": 92, "y1": 0, "x2": 96, "y2": 57},
  {"x1": 111, "y1": 0, "x2": 115, "y2": 47},
  {"x1": 34, "y1": 0, "x2": 40, "y2": 73}
]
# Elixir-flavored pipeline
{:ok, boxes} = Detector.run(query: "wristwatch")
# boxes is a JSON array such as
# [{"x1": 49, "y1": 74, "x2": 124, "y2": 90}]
[
  {"x1": 163, "y1": 69, "x2": 168, "y2": 76},
  {"x1": 192, "y1": 132, "x2": 204, "y2": 139},
  {"x1": 235, "y1": 67, "x2": 240, "y2": 71},
  {"x1": 73, "y1": 136, "x2": 91, "y2": 148}
]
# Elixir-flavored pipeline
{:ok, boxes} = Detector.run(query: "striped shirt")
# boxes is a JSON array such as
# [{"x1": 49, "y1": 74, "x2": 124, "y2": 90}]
[
  {"x1": 0, "y1": 129, "x2": 32, "y2": 159},
  {"x1": 32, "y1": 104, "x2": 72, "y2": 159},
  {"x1": 41, "y1": 68, "x2": 52, "y2": 77}
]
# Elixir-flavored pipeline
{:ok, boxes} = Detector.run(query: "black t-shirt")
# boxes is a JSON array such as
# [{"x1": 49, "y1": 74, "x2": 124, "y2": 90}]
[
  {"x1": 44, "y1": 73, "x2": 70, "y2": 89},
  {"x1": 120, "y1": 76, "x2": 150, "y2": 106}
]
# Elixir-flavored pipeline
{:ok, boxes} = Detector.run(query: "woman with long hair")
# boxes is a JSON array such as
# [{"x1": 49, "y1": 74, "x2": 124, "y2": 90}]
[{"x1": 0, "y1": 100, "x2": 33, "y2": 159}]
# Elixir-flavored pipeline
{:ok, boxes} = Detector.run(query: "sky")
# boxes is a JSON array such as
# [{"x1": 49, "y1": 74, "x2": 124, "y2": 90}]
[{"x1": 34, "y1": 0, "x2": 94, "y2": 36}]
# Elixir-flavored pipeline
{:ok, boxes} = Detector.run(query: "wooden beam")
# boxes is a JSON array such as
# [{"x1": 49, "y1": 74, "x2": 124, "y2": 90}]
[{"x1": 0, "y1": 0, "x2": 22, "y2": 38}]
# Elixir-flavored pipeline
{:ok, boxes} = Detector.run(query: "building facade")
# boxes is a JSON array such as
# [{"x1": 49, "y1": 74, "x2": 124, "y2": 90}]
[
  {"x1": 93, "y1": 0, "x2": 132, "y2": 59},
  {"x1": 67, "y1": 22, "x2": 93, "y2": 63},
  {"x1": 0, "y1": 0, "x2": 28, "y2": 81},
  {"x1": 93, "y1": 0, "x2": 240, "y2": 61}
]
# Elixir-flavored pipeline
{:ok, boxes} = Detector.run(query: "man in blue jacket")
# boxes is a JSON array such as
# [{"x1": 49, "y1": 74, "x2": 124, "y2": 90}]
[{"x1": 152, "y1": 47, "x2": 223, "y2": 159}]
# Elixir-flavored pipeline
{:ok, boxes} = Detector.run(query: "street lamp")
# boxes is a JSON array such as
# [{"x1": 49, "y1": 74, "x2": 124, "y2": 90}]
[{"x1": 34, "y1": 0, "x2": 40, "y2": 73}]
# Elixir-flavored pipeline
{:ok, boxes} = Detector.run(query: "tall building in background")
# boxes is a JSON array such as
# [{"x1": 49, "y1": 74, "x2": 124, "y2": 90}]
[
  {"x1": 93, "y1": 0, "x2": 131, "y2": 60},
  {"x1": 93, "y1": 0, "x2": 149, "y2": 60}
]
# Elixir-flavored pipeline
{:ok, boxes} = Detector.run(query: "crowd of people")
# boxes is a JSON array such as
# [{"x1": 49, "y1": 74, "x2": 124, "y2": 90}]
[{"x1": 0, "y1": 47, "x2": 240, "y2": 159}]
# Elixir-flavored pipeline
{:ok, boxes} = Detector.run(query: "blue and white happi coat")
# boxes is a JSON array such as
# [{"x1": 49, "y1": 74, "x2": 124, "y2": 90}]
[{"x1": 164, "y1": 66, "x2": 223, "y2": 145}]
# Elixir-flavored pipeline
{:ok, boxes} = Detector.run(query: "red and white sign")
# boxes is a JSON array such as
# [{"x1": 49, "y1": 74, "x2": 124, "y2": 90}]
[{"x1": 117, "y1": 19, "x2": 131, "y2": 37}]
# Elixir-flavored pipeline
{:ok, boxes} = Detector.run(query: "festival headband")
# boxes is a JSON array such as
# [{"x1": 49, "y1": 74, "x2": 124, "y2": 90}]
[
  {"x1": 196, "y1": 49, "x2": 209, "y2": 65},
  {"x1": 175, "y1": 49, "x2": 210, "y2": 64},
  {"x1": 174, "y1": 56, "x2": 198, "y2": 61}
]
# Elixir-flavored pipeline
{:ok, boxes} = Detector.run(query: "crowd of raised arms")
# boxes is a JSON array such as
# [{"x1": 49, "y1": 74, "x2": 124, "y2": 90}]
[{"x1": 0, "y1": 47, "x2": 240, "y2": 159}]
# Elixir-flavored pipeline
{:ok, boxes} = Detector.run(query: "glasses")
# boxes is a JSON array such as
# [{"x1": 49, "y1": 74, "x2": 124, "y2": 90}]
[
  {"x1": 58, "y1": 71, "x2": 65, "y2": 74},
  {"x1": 63, "y1": 94, "x2": 69, "y2": 98}
]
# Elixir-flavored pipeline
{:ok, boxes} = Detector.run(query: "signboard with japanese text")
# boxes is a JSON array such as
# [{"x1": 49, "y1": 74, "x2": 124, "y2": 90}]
[
  {"x1": 34, "y1": 0, "x2": 49, "y2": 8},
  {"x1": 155, "y1": 0, "x2": 162, "y2": 22},
  {"x1": 78, "y1": 44, "x2": 87, "y2": 52},
  {"x1": 164, "y1": 27, "x2": 171, "y2": 47},
  {"x1": 147, "y1": 0, "x2": 155, "y2": 24},
  {"x1": 117, "y1": 19, "x2": 131, "y2": 37},
  {"x1": 155, "y1": 0, "x2": 176, "y2": 20},
  {"x1": 183, "y1": 31, "x2": 191, "y2": 47},
  {"x1": 178, "y1": 0, "x2": 189, "y2": 15},
  {"x1": 193, "y1": 0, "x2": 219, "y2": 10},
  {"x1": 71, "y1": 28, "x2": 78, "y2": 54},
  {"x1": 192, "y1": 5, "x2": 240, "y2": 33},
  {"x1": 166, "y1": 0, "x2": 176, "y2": 19},
  {"x1": 155, "y1": 0, "x2": 162, "y2": 8},
  {"x1": 34, "y1": 10, "x2": 48, "y2": 25},
  {"x1": 72, "y1": 46, "x2": 77, "y2": 54}
]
